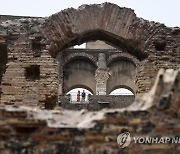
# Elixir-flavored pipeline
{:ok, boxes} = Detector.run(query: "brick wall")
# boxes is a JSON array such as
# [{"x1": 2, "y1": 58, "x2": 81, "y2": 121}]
[
  {"x1": 0, "y1": 69, "x2": 179, "y2": 153},
  {"x1": 0, "y1": 3, "x2": 179, "y2": 108},
  {"x1": 0, "y1": 18, "x2": 59, "y2": 107}
]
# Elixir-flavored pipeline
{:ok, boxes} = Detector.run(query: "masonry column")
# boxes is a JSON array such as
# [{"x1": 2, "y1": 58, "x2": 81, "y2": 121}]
[{"x1": 95, "y1": 53, "x2": 111, "y2": 95}]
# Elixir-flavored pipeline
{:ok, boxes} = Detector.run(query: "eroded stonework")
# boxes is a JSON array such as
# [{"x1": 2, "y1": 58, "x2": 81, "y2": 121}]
[
  {"x1": 0, "y1": 3, "x2": 179, "y2": 109},
  {"x1": 0, "y1": 3, "x2": 180, "y2": 154},
  {"x1": 0, "y1": 69, "x2": 179, "y2": 153}
]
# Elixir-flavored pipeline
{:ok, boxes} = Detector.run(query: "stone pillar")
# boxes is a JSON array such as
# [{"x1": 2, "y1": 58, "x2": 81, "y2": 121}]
[
  {"x1": 95, "y1": 53, "x2": 111, "y2": 95},
  {"x1": 57, "y1": 53, "x2": 63, "y2": 96}
]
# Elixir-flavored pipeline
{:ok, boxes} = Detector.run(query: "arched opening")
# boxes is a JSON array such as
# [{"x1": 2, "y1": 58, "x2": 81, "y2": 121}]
[
  {"x1": 57, "y1": 38, "x2": 139, "y2": 109},
  {"x1": 39, "y1": 3, "x2": 154, "y2": 109},
  {"x1": 109, "y1": 88, "x2": 134, "y2": 96},
  {"x1": 107, "y1": 58, "x2": 137, "y2": 95},
  {"x1": 63, "y1": 57, "x2": 97, "y2": 95},
  {"x1": 63, "y1": 56, "x2": 97, "y2": 69},
  {"x1": 43, "y1": 2, "x2": 149, "y2": 60},
  {"x1": 67, "y1": 88, "x2": 93, "y2": 103},
  {"x1": 109, "y1": 86, "x2": 135, "y2": 107},
  {"x1": 53, "y1": 30, "x2": 147, "y2": 61}
]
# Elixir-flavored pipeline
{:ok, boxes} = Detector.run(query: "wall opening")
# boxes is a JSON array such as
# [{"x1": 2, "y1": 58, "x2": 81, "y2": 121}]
[
  {"x1": 66, "y1": 88, "x2": 92, "y2": 103},
  {"x1": 25, "y1": 65, "x2": 40, "y2": 80},
  {"x1": 109, "y1": 88, "x2": 134, "y2": 96},
  {"x1": 44, "y1": 95, "x2": 57, "y2": 110},
  {"x1": 32, "y1": 37, "x2": 42, "y2": 57},
  {"x1": 74, "y1": 43, "x2": 86, "y2": 49},
  {"x1": 0, "y1": 44, "x2": 7, "y2": 100},
  {"x1": 63, "y1": 58, "x2": 96, "y2": 94},
  {"x1": 154, "y1": 41, "x2": 166, "y2": 51},
  {"x1": 0, "y1": 44, "x2": 7, "y2": 84},
  {"x1": 51, "y1": 30, "x2": 147, "y2": 60},
  {"x1": 32, "y1": 37, "x2": 42, "y2": 51},
  {"x1": 107, "y1": 58, "x2": 137, "y2": 95}
]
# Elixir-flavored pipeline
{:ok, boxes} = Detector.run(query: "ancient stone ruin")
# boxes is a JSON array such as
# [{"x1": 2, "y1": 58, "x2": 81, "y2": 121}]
[{"x1": 0, "y1": 3, "x2": 179, "y2": 153}]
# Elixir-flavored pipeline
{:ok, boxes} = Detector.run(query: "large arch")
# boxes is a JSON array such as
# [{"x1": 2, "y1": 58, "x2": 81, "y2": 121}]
[
  {"x1": 41, "y1": 3, "x2": 148, "y2": 60},
  {"x1": 107, "y1": 57, "x2": 137, "y2": 94},
  {"x1": 63, "y1": 57, "x2": 97, "y2": 94}
]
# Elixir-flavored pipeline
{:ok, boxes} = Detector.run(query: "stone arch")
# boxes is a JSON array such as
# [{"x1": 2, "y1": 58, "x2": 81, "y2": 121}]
[
  {"x1": 108, "y1": 85, "x2": 135, "y2": 95},
  {"x1": 63, "y1": 52, "x2": 97, "y2": 67},
  {"x1": 63, "y1": 57, "x2": 96, "y2": 94},
  {"x1": 107, "y1": 52, "x2": 140, "y2": 67},
  {"x1": 107, "y1": 57, "x2": 137, "y2": 94},
  {"x1": 65, "y1": 84, "x2": 94, "y2": 95},
  {"x1": 41, "y1": 3, "x2": 148, "y2": 60}
]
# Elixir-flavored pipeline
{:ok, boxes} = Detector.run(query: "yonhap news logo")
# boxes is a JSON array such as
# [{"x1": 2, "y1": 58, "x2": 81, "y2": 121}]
[
  {"x1": 117, "y1": 132, "x2": 131, "y2": 148},
  {"x1": 117, "y1": 132, "x2": 180, "y2": 148}
]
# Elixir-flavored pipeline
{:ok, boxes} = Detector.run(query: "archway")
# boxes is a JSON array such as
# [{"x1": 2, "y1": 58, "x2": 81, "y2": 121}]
[
  {"x1": 39, "y1": 3, "x2": 152, "y2": 106},
  {"x1": 67, "y1": 87, "x2": 93, "y2": 103},
  {"x1": 109, "y1": 88, "x2": 134, "y2": 95},
  {"x1": 63, "y1": 56, "x2": 97, "y2": 95},
  {"x1": 107, "y1": 58, "x2": 137, "y2": 95},
  {"x1": 109, "y1": 86, "x2": 135, "y2": 107},
  {"x1": 42, "y1": 3, "x2": 148, "y2": 60}
]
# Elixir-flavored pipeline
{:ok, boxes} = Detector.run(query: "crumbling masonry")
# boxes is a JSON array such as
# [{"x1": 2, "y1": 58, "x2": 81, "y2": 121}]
[
  {"x1": 0, "y1": 3, "x2": 179, "y2": 108},
  {"x1": 0, "y1": 3, "x2": 180, "y2": 153}
]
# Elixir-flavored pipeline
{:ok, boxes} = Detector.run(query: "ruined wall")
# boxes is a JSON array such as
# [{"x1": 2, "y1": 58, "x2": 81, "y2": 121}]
[
  {"x1": 136, "y1": 25, "x2": 180, "y2": 93},
  {"x1": 0, "y1": 18, "x2": 58, "y2": 108},
  {"x1": 0, "y1": 3, "x2": 179, "y2": 107},
  {"x1": 0, "y1": 15, "x2": 39, "y2": 23},
  {"x1": 42, "y1": 3, "x2": 180, "y2": 95},
  {"x1": 59, "y1": 95, "x2": 134, "y2": 111},
  {"x1": 0, "y1": 69, "x2": 179, "y2": 153},
  {"x1": 1, "y1": 106, "x2": 180, "y2": 154}
]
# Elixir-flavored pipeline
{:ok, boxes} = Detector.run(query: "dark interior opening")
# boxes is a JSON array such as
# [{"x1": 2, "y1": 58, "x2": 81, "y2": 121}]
[
  {"x1": 25, "y1": 65, "x2": 40, "y2": 80},
  {"x1": 32, "y1": 37, "x2": 42, "y2": 57},
  {"x1": 0, "y1": 44, "x2": 8, "y2": 84},
  {"x1": 44, "y1": 95, "x2": 57, "y2": 110},
  {"x1": 154, "y1": 41, "x2": 166, "y2": 51}
]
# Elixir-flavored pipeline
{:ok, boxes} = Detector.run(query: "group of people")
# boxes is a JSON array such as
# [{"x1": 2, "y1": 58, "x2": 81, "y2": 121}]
[{"x1": 76, "y1": 90, "x2": 86, "y2": 102}]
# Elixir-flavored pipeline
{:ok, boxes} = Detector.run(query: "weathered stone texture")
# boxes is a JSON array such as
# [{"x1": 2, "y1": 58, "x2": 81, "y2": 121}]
[
  {"x1": 0, "y1": 18, "x2": 58, "y2": 107},
  {"x1": 59, "y1": 95, "x2": 134, "y2": 111},
  {"x1": 0, "y1": 2, "x2": 179, "y2": 107},
  {"x1": 0, "y1": 69, "x2": 179, "y2": 153},
  {"x1": 42, "y1": 3, "x2": 180, "y2": 94},
  {"x1": 0, "y1": 3, "x2": 179, "y2": 154}
]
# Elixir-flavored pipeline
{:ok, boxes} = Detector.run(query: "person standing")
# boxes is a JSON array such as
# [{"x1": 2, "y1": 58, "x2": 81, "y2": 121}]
[
  {"x1": 81, "y1": 90, "x2": 86, "y2": 102},
  {"x1": 76, "y1": 91, "x2": 80, "y2": 102}
]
